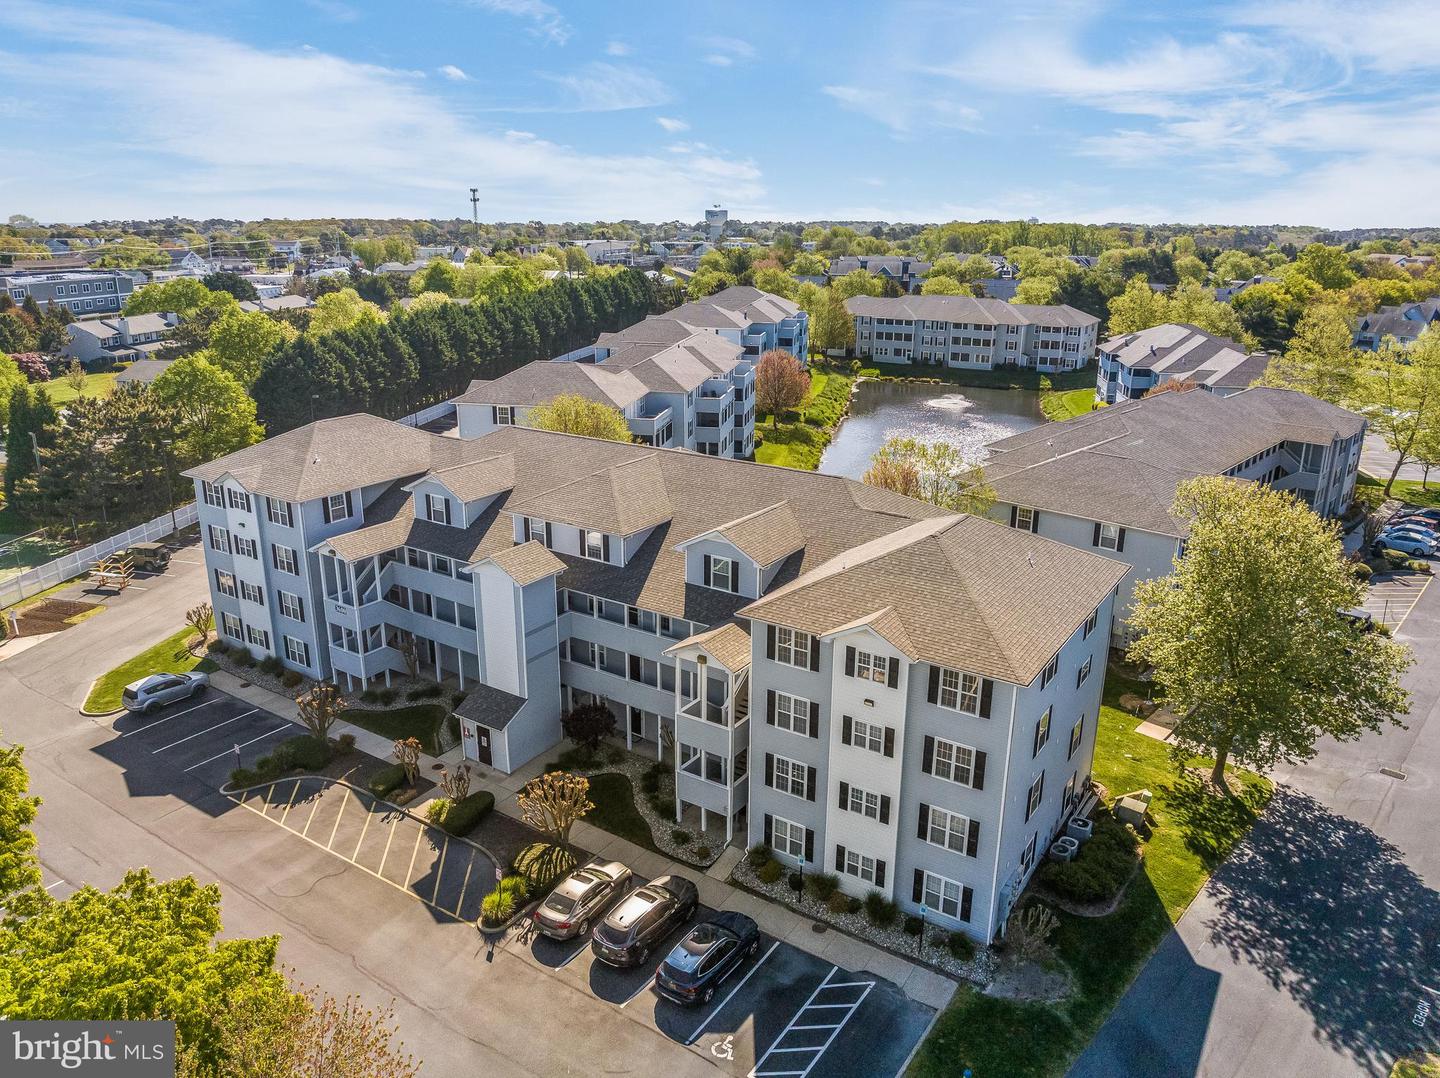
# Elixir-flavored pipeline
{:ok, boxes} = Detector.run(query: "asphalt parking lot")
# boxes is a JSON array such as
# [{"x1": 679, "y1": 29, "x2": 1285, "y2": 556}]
[
  {"x1": 109, "y1": 690, "x2": 296, "y2": 786},
  {"x1": 1363, "y1": 571, "x2": 1431, "y2": 633}
]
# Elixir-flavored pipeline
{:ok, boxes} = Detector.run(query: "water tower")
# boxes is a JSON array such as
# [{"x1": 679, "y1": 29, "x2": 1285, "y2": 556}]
[{"x1": 705, "y1": 206, "x2": 728, "y2": 243}]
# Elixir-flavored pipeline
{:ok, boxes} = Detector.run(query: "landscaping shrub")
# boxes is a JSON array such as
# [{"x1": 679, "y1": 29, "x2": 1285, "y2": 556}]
[
  {"x1": 206, "y1": 639, "x2": 230, "y2": 656},
  {"x1": 282, "y1": 735, "x2": 331, "y2": 771},
  {"x1": 258, "y1": 656, "x2": 285, "y2": 677},
  {"x1": 946, "y1": 931, "x2": 976, "y2": 961},
  {"x1": 655, "y1": 797, "x2": 675, "y2": 818},
  {"x1": 335, "y1": 733, "x2": 356, "y2": 754},
  {"x1": 360, "y1": 688, "x2": 380, "y2": 704},
  {"x1": 825, "y1": 890, "x2": 851, "y2": 915},
  {"x1": 439, "y1": 791, "x2": 494, "y2": 836},
  {"x1": 498, "y1": 875, "x2": 527, "y2": 902},
  {"x1": 846, "y1": 896, "x2": 863, "y2": 915},
  {"x1": 641, "y1": 771, "x2": 662, "y2": 795},
  {"x1": 746, "y1": 844, "x2": 773, "y2": 869},
  {"x1": 1406, "y1": 559, "x2": 1432, "y2": 574},
  {"x1": 228, "y1": 767, "x2": 258, "y2": 787},
  {"x1": 426, "y1": 798, "x2": 451, "y2": 824},
  {"x1": 281, "y1": 670, "x2": 303, "y2": 688},
  {"x1": 512, "y1": 842, "x2": 576, "y2": 894},
  {"x1": 903, "y1": 915, "x2": 923, "y2": 937},
  {"x1": 1037, "y1": 814, "x2": 1139, "y2": 904},
  {"x1": 671, "y1": 828, "x2": 691, "y2": 845},
  {"x1": 646, "y1": 761, "x2": 666, "y2": 779},
  {"x1": 377, "y1": 687, "x2": 398, "y2": 705},
  {"x1": 787, "y1": 870, "x2": 802, "y2": 892},
  {"x1": 368, "y1": 763, "x2": 406, "y2": 797},
  {"x1": 757, "y1": 859, "x2": 784, "y2": 884},
  {"x1": 481, "y1": 889, "x2": 514, "y2": 924},
  {"x1": 406, "y1": 682, "x2": 444, "y2": 700},
  {"x1": 696, "y1": 845, "x2": 712, "y2": 862},
  {"x1": 603, "y1": 744, "x2": 625, "y2": 764},
  {"x1": 804, "y1": 873, "x2": 840, "y2": 901},
  {"x1": 864, "y1": 891, "x2": 899, "y2": 928},
  {"x1": 230, "y1": 649, "x2": 255, "y2": 668},
  {"x1": 1352, "y1": 561, "x2": 1374, "y2": 581}
]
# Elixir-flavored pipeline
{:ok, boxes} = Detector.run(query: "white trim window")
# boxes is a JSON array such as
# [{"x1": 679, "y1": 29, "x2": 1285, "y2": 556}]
[
  {"x1": 773, "y1": 692, "x2": 810, "y2": 735},
  {"x1": 933, "y1": 738, "x2": 976, "y2": 786},
  {"x1": 854, "y1": 649, "x2": 887, "y2": 685},
  {"x1": 921, "y1": 871, "x2": 964, "y2": 919},
  {"x1": 773, "y1": 627, "x2": 812, "y2": 669},
  {"x1": 1076, "y1": 656, "x2": 1092, "y2": 688},
  {"x1": 1097, "y1": 522, "x2": 1122, "y2": 551},
  {"x1": 272, "y1": 545, "x2": 299, "y2": 575},
  {"x1": 233, "y1": 536, "x2": 258, "y2": 559},
  {"x1": 221, "y1": 612, "x2": 243, "y2": 640},
  {"x1": 246, "y1": 625, "x2": 270, "y2": 649},
  {"x1": 239, "y1": 580, "x2": 264, "y2": 604},
  {"x1": 225, "y1": 487, "x2": 250, "y2": 511},
  {"x1": 208, "y1": 525, "x2": 230, "y2": 553},
  {"x1": 1034, "y1": 706, "x2": 1051, "y2": 755},
  {"x1": 1026, "y1": 773, "x2": 1046, "y2": 821},
  {"x1": 772, "y1": 816, "x2": 806, "y2": 860},
  {"x1": 772, "y1": 755, "x2": 808, "y2": 799},
  {"x1": 265, "y1": 498, "x2": 293, "y2": 527},
  {"x1": 326, "y1": 493, "x2": 350, "y2": 522},
  {"x1": 846, "y1": 785, "x2": 881, "y2": 820},
  {"x1": 202, "y1": 482, "x2": 223, "y2": 508},
  {"x1": 1039, "y1": 653, "x2": 1059, "y2": 690},
  {"x1": 926, "y1": 806, "x2": 971, "y2": 853},
  {"x1": 937, "y1": 668, "x2": 980, "y2": 714},
  {"x1": 1083, "y1": 608, "x2": 1099, "y2": 639},
  {"x1": 851, "y1": 717, "x2": 884, "y2": 754},
  {"x1": 283, "y1": 635, "x2": 309, "y2": 666},
  {"x1": 1069, "y1": 716, "x2": 1084, "y2": 759},
  {"x1": 709, "y1": 556, "x2": 734, "y2": 592},
  {"x1": 278, "y1": 591, "x2": 304, "y2": 622},
  {"x1": 495, "y1": 405, "x2": 514, "y2": 426},
  {"x1": 1014, "y1": 506, "x2": 1036, "y2": 532},
  {"x1": 425, "y1": 493, "x2": 451, "y2": 525},
  {"x1": 843, "y1": 849, "x2": 878, "y2": 884},
  {"x1": 214, "y1": 570, "x2": 237, "y2": 598},
  {"x1": 583, "y1": 530, "x2": 605, "y2": 561}
]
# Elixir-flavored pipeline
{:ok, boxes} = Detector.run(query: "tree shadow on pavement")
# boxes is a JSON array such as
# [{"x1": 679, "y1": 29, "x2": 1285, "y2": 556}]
[{"x1": 1201, "y1": 787, "x2": 1440, "y2": 1075}]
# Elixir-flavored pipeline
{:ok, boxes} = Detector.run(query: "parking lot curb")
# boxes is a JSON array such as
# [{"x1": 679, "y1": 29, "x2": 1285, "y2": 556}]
[{"x1": 79, "y1": 675, "x2": 122, "y2": 718}]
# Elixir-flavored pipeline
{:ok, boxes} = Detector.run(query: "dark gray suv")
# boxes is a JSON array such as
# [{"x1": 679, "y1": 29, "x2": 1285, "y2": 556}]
[{"x1": 591, "y1": 874, "x2": 699, "y2": 967}]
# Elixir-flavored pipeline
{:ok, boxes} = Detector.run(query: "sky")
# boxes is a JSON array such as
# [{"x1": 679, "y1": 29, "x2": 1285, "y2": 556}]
[{"x1": 1, "y1": 0, "x2": 1437, "y2": 228}]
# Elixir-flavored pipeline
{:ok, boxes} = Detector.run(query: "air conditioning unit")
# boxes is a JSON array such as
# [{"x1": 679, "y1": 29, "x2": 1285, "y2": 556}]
[
  {"x1": 1066, "y1": 817, "x2": 1094, "y2": 844},
  {"x1": 1048, "y1": 836, "x2": 1080, "y2": 862}
]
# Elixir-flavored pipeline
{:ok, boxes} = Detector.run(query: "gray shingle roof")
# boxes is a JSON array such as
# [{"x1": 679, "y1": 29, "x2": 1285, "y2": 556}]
[
  {"x1": 453, "y1": 682, "x2": 527, "y2": 731},
  {"x1": 451, "y1": 361, "x2": 648, "y2": 410},
  {"x1": 1100, "y1": 323, "x2": 1271, "y2": 389},
  {"x1": 483, "y1": 539, "x2": 566, "y2": 585},
  {"x1": 845, "y1": 295, "x2": 1099, "y2": 328}
]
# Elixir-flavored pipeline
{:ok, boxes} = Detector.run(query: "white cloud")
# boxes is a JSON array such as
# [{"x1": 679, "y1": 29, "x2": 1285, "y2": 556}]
[
  {"x1": 303, "y1": 0, "x2": 359, "y2": 21},
  {"x1": 460, "y1": 0, "x2": 570, "y2": 45},
  {"x1": 655, "y1": 116, "x2": 689, "y2": 133},
  {"x1": 698, "y1": 35, "x2": 755, "y2": 67},
  {"x1": 438, "y1": 64, "x2": 468, "y2": 81},
  {"x1": 0, "y1": 4, "x2": 763, "y2": 220},
  {"x1": 605, "y1": 40, "x2": 631, "y2": 56},
  {"x1": 544, "y1": 62, "x2": 672, "y2": 111},
  {"x1": 823, "y1": 84, "x2": 981, "y2": 136}
]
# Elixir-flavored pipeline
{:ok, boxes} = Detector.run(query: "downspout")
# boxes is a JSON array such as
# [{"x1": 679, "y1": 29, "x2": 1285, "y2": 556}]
[{"x1": 986, "y1": 680, "x2": 1020, "y2": 943}]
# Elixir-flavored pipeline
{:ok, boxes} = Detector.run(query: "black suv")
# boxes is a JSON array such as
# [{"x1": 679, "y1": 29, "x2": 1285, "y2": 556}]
[
  {"x1": 591, "y1": 874, "x2": 699, "y2": 967},
  {"x1": 654, "y1": 911, "x2": 760, "y2": 1005}
]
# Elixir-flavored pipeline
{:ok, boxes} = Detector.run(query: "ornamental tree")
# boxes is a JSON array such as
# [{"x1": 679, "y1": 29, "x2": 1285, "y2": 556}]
[
  {"x1": 755, "y1": 349, "x2": 808, "y2": 428},
  {"x1": 516, "y1": 772, "x2": 594, "y2": 845}
]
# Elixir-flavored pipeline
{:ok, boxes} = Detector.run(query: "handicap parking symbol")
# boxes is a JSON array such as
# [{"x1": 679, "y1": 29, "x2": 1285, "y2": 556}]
[{"x1": 711, "y1": 1035, "x2": 734, "y2": 1061}]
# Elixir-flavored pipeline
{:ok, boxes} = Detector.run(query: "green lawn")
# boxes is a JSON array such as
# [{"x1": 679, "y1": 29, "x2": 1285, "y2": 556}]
[
  {"x1": 754, "y1": 369, "x2": 855, "y2": 472},
  {"x1": 1041, "y1": 387, "x2": 1103, "y2": 422},
  {"x1": 42, "y1": 370, "x2": 119, "y2": 405},
  {"x1": 909, "y1": 670, "x2": 1273, "y2": 1078},
  {"x1": 584, "y1": 772, "x2": 657, "y2": 851},
  {"x1": 342, "y1": 704, "x2": 448, "y2": 755},
  {"x1": 84, "y1": 627, "x2": 216, "y2": 713},
  {"x1": 1358, "y1": 472, "x2": 1440, "y2": 509},
  {"x1": 1393, "y1": 1053, "x2": 1440, "y2": 1078}
]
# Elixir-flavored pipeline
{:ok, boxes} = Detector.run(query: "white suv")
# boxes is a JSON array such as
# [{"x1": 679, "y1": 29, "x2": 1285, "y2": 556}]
[{"x1": 122, "y1": 672, "x2": 210, "y2": 713}]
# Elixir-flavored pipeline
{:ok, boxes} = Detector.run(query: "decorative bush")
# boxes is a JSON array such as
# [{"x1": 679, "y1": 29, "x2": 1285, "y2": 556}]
[
  {"x1": 655, "y1": 798, "x2": 675, "y2": 818},
  {"x1": 864, "y1": 891, "x2": 899, "y2": 928},
  {"x1": 804, "y1": 873, "x2": 840, "y2": 901},
  {"x1": 946, "y1": 931, "x2": 976, "y2": 961},
  {"x1": 671, "y1": 828, "x2": 692, "y2": 845},
  {"x1": 1037, "y1": 814, "x2": 1139, "y2": 904},
  {"x1": 746, "y1": 844, "x2": 773, "y2": 869},
  {"x1": 367, "y1": 763, "x2": 406, "y2": 797},
  {"x1": 360, "y1": 689, "x2": 380, "y2": 704},
  {"x1": 439, "y1": 791, "x2": 494, "y2": 836},
  {"x1": 206, "y1": 639, "x2": 230, "y2": 656},
  {"x1": 757, "y1": 859, "x2": 784, "y2": 884},
  {"x1": 825, "y1": 890, "x2": 851, "y2": 915},
  {"x1": 406, "y1": 682, "x2": 444, "y2": 700},
  {"x1": 847, "y1": 896, "x2": 864, "y2": 915},
  {"x1": 258, "y1": 656, "x2": 285, "y2": 677},
  {"x1": 696, "y1": 845, "x2": 713, "y2": 862},
  {"x1": 641, "y1": 771, "x2": 662, "y2": 795},
  {"x1": 426, "y1": 798, "x2": 451, "y2": 824},
  {"x1": 280, "y1": 670, "x2": 303, "y2": 688},
  {"x1": 903, "y1": 915, "x2": 923, "y2": 937},
  {"x1": 377, "y1": 687, "x2": 399, "y2": 705},
  {"x1": 230, "y1": 649, "x2": 256, "y2": 668},
  {"x1": 512, "y1": 842, "x2": 576, "y2": 894},
  {"x1": 228, "y1": 767, "x2": 258, "y2": 787},
  {"x1": 786, "y1": 870, "x2": 802, "y2": 892},
  {"x1": 497, "y1": 875, "x2": 527, "y2": 902},
  {"x1": 481, "y1": 889, "x2": 514, "y2": 924},
  {"x1": 1351, "y1": 561, "x2": 1374, "y2": 581},
  {"x1": 335, "y1": 733, "x2": 356, "y2": 754},
  {"x1": 603, "y1": 744, "x2": 625, "y2": 764}
]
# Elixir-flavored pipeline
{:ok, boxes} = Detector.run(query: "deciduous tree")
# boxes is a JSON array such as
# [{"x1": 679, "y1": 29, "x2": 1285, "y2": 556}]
[
  {"x1": 1129, "y1": 477, "x2": 1411, "y2": 784},
  {"x1": 561, "y1": 702, "x2": 616, "y2": 753},
  {"x1": 151, "y1": 354, "x2": 263, "y2": 465},
  {"x1": 393, "y1": 738, "x2": 422, "y2": 786},
  {"x1": 516, "y1": 772, "x2": 593, "y2": 845},
  {"x1": 755, "y1": 349, "x2": 809, "y2": 428},
  {"x1": 310, "y1": 289, "x2": 385, "y2": 336},
  {"x1": 861, "y1": 436, "x2": 995, "y2": 514},
  {"x1": 208, "y1": 309, "x2": 296, "y2": 386},
  {"x1": 0, "y1": 735, "x2": 43, "y2": 922},
  {"x1": 1353, "y1": 333, "x2": 1440, "y2": 495},
  {"x1": 1257, "y1": 304, "x2": 1360, "y2": 404},
  {"x1": 297, "y1": 682, "x2": 348, "y2": 743},
  {"x1": 527, "y1": 394, "x2": 632, "y2": 442}
]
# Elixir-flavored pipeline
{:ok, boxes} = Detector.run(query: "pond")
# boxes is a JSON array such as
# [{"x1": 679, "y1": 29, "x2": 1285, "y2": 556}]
[{"x1": 818, "y1": 379, "x2": 1046, "y2": 480}]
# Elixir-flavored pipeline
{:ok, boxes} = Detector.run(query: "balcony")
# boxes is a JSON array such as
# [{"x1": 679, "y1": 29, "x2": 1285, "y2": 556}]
[{"x1": 628, "y1": 406, "x2": 672, "y2": 439}]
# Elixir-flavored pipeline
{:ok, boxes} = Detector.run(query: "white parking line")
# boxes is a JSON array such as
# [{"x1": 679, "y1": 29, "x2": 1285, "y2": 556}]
[
  {"x1": 151, "y1": 709, "x2": 258, "y2": 753},
  {"x1": 748, "y1": 966, "x2": 874, "y2": 1078},
  {"x1": 326, "y1": 790, "x2": 349, "y2": 849},
  {"x1": 686, "y1": 940, "x2": 780, "y2": 1045},
  {"x1": 120, "y1": 698, "x2": 219, "y2": 736},
  {"x1": 453, "y1": 851, "x2": 475, "y2": 918},
  {"x1": 404, "y1": 825, "x2": 425, "y2": 885},
  {"x1": 376, "y1": 810, "x2": 399, "y2": 877},
  {"x1": 351, "y1": 800, "x2": 375, "y2": 860},
  {"x1": 182, "y1": 726, "x2": 286, "y2": 772},
  {"x1": 279, "y1": 780, "x2": 302, "y2": 825},
  {"x1": 619, "y1": 973, "x2": 656, "y2": 1008}
]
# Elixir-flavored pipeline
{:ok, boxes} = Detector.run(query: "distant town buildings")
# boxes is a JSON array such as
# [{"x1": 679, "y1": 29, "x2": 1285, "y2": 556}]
[
  {"x1": 1353, "y1": 297, "x2": 1439, "y2": 351},
  {"x1": 1095, "y1": 323, "x2": 1273, "y2": 403},
  {"x1": 62, "y1": 312, "x2": 177, "y2": 363},
  {"x1": 3, "y1": 269, "x2": 134, "y2": 316}
]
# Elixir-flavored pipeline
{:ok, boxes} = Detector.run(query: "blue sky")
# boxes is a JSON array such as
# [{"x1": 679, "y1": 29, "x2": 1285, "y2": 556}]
[{"x1": 1, "y1": 0, "x2": 1436, "y2": 227}]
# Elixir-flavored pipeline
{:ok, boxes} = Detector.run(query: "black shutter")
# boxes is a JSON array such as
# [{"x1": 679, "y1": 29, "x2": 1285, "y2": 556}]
[
  {"x1": 1009, "y1": 505, "x2": 1018, "y2": 527},
  {"x1": 297, "y1": 597, "x2": 305, "y2": 622},
  {"x1": 764, "y1": 753, "x2": 773, "y2": 788},
  {"x1": 917, "y1": 804, "x2": 930, "y2": 840},
  {"x1": 344, "y1": 491, "x2": 353, "y2": 518},
  {"x1": 766, "y1": 690, "x2": 776, "y2": 725},
  {"x1": 490, "y1": 405, "x2": 498, "y2": 424},
  {"x1": 966, "y1": 819, "x2": 980, "y2": 858},
  {"x1": 883, "y1": 727, "x2": 895, "y2": 758},
  {"x1": 845, "y1": 646, "x2": 856, "y2": 677},
  {"x1": 927, "y1": 665, "x2": 940, "y2": 704},
  {"x1": 763, "y1": 814, "x2": 773, "y2": 847},
  {"x1": 1092, "y1": 521, "x2": 1102, "y2": 546},
  {"x1": 522, "y1": 517, "x2": 532, "y2": 542},
  {"x1": 838, "y1": 781, "x2": 849, "y2": 810},
  {"x1": 804, "y1": 830, "x2": 814, "y2": 863},
  {"x1": 544, "y1": 522, "x2": 552, "y2": 549},
  {"x1": 322, "y1": 498, "x2": 333, "y2": 524},
  {"x1": 728, "y1": 559, "x2": 739, "y2": 594},
  {"x1": 703, "y1": 554, "x2": 713, "y2": 587},
  {"x1": 835, "y1": 845, "x2": 845, "y2": 873},
  {"x1": 879, "y1": 795, "x2": 891, "y2": 825},
  {"x1": 887, "y1": 656, "x2": 899, "y2": 687},
  {"x1": 979, "y1": 680, "x2": 993, "y2": 719},
  {"x1": 808, "y1": 700, "x2": 819, "y2": 738},
  {"x1": 875, "y1": 860, "x2": 886, "y2": 889},
  {"x1": 1029, "y1": 511, "x2": 1039, "y2": 534},
  {"x1": 601, "y1": 534, "x2": 611, "y2": 562},
  {"x1": 922, "y1": 735, "x2": 934, "y2": 774},
  {"x1": 766, "y1": 624, "x2": 776, "y2": 660},
  {"x1": 960, "y1": 887, "x2": 973, "y2": 923},
  {"x1": 1117, "y1": 527, "x2": 1127, "y2": 553},
  {"x1": 1033, "y1": 720, "x2": 1042, "y2": 758},
  {"x1": 841, "y1": 715, "x2": 853, "y2": 746},
  {"x1": 806, "y1": 766, "x2": 817, "y2": 802},
  {"x1": 913, "y1": 870, "x2": 924, "y2": 904},
  {"x1": 809, "y1": 635, "x2": 820, "y2": 672},
  {"x1": 973, "y1": 750, "x2": 987, "y2": 791}
]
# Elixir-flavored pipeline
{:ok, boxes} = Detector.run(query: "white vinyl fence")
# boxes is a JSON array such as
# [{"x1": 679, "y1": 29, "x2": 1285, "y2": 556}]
[
  {"x1": 397, "y1": 401, "x2": 456, "y2": 428},
  {"x1": 0, "y1": 502, "x2": 198, "y2": 608}
]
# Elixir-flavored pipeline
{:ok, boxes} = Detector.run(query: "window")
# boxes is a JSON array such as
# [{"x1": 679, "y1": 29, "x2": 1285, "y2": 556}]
[
  {"x1": 1034, "y1": 707, "x2": 1051, "y2": 756},
  {"x1": 526, "y1": 517, "x2": 549, "y2": 547},
  {"x1": 431, "y1": 554, "x2": 452, "y2": 577},
  {"x1": 848, "y1": 716, "x2": 885, "y2": 754},
  {"x1": 495, "y1": 405, "x2": 514, "y2": 426},
  {"x1": 1039, "y1": 653, "x2": 1059, "y2": 690},
  {"x1": 842, "y1": 849, "x2": 878, "y2": 884},
  {"x1": 208, "y1": 525, "x2": 230, "y2": 553},
  {"x1": 845, "y1": 785, "x2": 881, "y2": 820},
  {"x1": 246, "y1": 625, "x2": 270, "y2": 649},
  {"x1": 921, "y1": 872, "x2": 966, "y2": 920},
  {"x1": 278, "y1": 591, "x2": 304, "y2": 621},
  {"x1": 425, "y1": 493, "x2": 450, "y2": 525},
  {"x1": 932, "y1": 738, "x2": 976, "y2": 786},
  {"x1": 233, "y1": 536, "x2": 258, "y2": 559},
  {"x1": 221, "y1": 612, "x2": 243, "y2": 640},
  {"x1": 583, "y1": 530, "x2": 605, "y2": 561},
  {"x1": 773, "y1": 626, "x2": 812, "y2": 669},
  {"x1": 925, "y1": 806, "x2": 973, "y2": 854},
  {"x1": 853, "y1": 649, "x2": 887, "y2": 685},
  {"x1": 1069, "y1": 716, "x2": 1084, "y2": 759},
  {"x1": 226, "y1": 487, "x2": 250, "y2": 511},
  {"x1": 272, "y1": 545, "x2": 299, "y2": 575},
  {"x1": 1020, "y1": 833, "x2": 1038, "y2": 873},
  {"x1": 240, "y1": 580, "x2": 264, "y2": 604},
  {"x1": 326, "y1": 493, "x2": 350, "y2": 522},
  {"x1": 1096, "y1": 522, "x2": 1123, "y2": 551},
  {"x1": 567, "y1": 591, "x2": 594, "y2": 616},
  {"x1": 283, "y1": 636, "x2": 309, "y2": 666},
  {"x1": 707, "y1": 555, "x2": 735, "y2": 592},
  {"x1": 1026, "y1": 773, "x2": 1046, "y2": 821},
  {"x1": 265, "y1": 498, "x2": 292, "y2": 527},
  {"x1": 406, "y1": 547, "x2": 424, "y2": 569},
  {"x1": 772, "y1": 692, "x2": 811, "y2": 735},
  {"x1": 1076, "y1": 657, "x2": 1092, "y2": 688},
  {"x1": 1083, "y1": 608, "x2": 1099, "y2": 639},
  {"x1": 214, "y1": 570, "x2": 237, "y2": 597},
  {"x1": 411, "y1": 590, "x2": 433, "y2": 617},
  {"x1": 626, "y1": 606, "x2": 658, "y2": 634},
  {"x1": 937, "y1": 668, "x2": 981, "y2": 714},
  {"x1": 772, "y1": 817, "x2": 807, "y2": 861},
  {"x1": 771, "y1": 755, "x2": 808, "y2": 799},
  {"x1": 202, "y1": 482, "x2": 223, "y2": 508},
  {"x1": 1063, "y1": 772, "x2": 1077, "y2": 808},
  {"x1": 1014, "y1": 506, "x2": 1036, "y2": 532}
]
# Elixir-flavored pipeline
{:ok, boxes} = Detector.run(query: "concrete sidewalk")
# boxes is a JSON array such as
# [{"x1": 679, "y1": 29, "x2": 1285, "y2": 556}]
[{"x1": 207, "y1": 669, "x2": 958, "y2": 1011}]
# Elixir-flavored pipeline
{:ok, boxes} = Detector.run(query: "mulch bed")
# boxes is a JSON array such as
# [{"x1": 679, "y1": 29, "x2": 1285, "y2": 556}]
[{"x1": 13, "y1": 598, "x2": 101, "y2": 636}]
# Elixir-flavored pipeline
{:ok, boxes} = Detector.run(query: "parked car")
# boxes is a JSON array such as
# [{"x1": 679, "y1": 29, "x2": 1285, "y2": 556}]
[
  {"x1": 533, "y1": 860, "x2": 633, "y2": 940},
  {"x1": 121, "y1": 671, "x2": 209, "y2": 713},
  {"x1": 654, "y1": 911, "x2": 761, "y2": 1006},
  {"x1": 1339, "y1": 607, "x2": 1376, "y2": 632},
  {"x1": 1378, "y1": 527, "x2": 1437, "y2": 550},
  {"x1": 1393, "y1": 508, "x2": 1440, "y2": 526},
  {"x1": 591, "y1": 874, "x2": 699, "y2": 967},
  {"x1": 1383, "y1": 520, "x2": 1440, "y2": 540},
  {"x1": 1374, "y1": 535, "x2": 1435, "y2": 558},
  {"x1": 123, "y1": 542, "x2": 170, "y2": 571}
]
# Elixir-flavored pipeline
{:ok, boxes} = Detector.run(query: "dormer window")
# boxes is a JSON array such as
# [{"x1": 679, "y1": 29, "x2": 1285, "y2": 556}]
[
  {"x1": 494, "y1": 406, "x2": 514, "y2": 426},
  {"x1": 323, "y1": 492, "x2": 352, "y2": 524},
  {"x1": 583, "y1": 530, "x2": 607, "y2": 562},
  {"x1": 425, "y1": 493, "x2": 451, "y2": 525},
  {"x1": 704, "y1": 554, "x2": 737, "y2": 593}
]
